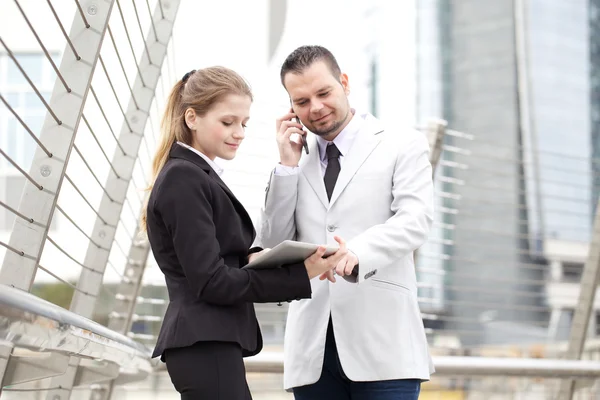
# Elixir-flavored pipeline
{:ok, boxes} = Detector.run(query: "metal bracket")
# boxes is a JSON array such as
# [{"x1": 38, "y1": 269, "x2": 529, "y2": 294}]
[
  {"x1": 73, "y1": 359, "x2": 120, "y2": 386},
  {"x1": 2, "y1": 349, "x2": 70, "y2": 387}
]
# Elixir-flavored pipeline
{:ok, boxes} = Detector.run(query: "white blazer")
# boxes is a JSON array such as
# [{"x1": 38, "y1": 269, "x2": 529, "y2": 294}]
[{"x1": 257, "y1": 113, "x2": 435, "y2": 390}]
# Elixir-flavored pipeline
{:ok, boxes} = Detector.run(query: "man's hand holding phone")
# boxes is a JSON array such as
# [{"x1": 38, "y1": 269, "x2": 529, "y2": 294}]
[{"x1": 276, "y1": 110, "x2": 307, "y2": 167}]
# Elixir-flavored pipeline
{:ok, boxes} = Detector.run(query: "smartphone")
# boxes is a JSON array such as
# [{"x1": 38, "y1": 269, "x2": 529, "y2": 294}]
[
  {"x1": 290, "y1": 105, "x2": 309, "y2": 155},
  {"x1": 297, "y1": 116, "x2": 309, "y2": 155}
]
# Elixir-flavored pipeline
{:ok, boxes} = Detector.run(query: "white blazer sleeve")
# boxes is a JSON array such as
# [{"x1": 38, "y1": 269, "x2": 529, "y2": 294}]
[
  {"x1": 347, "y1": 131, "x2": 434, "y2": 283},
  {"x1": 255, "y1": 168, "x2": 299, "y2": 248}
]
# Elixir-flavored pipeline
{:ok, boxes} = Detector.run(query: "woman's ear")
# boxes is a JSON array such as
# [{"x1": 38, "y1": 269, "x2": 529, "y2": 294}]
[{"x1": 184, "y1": 108, "x2": 196, "y2": 130}]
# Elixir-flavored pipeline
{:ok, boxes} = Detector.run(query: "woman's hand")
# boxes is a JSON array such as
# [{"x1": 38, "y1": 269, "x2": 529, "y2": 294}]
[
  {"x1": 248, "y1": 248, "x2": 270, "y2": 263},
  {"x1": 304, "y1": 238, "x2": 348, "y2": 281}
]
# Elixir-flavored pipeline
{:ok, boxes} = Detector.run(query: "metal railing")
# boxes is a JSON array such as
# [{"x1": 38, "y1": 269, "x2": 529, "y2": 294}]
[
  {"x1": 0, "y1": 284, "x2": 151, "y2": 393},
  {"x1": 0, "y1": 0, "x2": 179, "y2": 398},
  {"x1": 241, "y1": 351, "x2": 600, "y2": 379}
]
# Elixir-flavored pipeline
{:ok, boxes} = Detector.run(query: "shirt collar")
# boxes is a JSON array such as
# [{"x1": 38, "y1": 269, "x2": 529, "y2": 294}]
[
  {"x1": 176, "y1": 141, "x2": 224, "y2": 176},
  {"x1": 316, "y1": 109, "x2": 365, "y2": 162}
]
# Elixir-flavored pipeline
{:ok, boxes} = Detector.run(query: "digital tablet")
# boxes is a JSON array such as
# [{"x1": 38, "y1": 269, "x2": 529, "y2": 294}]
[{"x1": 243, "y1": 240, "x2": 339, "y2": 270}]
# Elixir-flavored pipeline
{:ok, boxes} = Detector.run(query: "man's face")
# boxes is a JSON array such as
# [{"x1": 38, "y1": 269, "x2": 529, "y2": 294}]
[{"x1": 284, "y1": 61, "x2": 351, "y2": 140}]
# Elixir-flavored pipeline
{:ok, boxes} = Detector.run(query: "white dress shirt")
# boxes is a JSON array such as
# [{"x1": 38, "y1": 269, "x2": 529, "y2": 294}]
[
  {"x1": 177, "y1": 141, "x2": 224, "y2": 176},
  {"x1": 275, "y1": 109, "x2": 365, "y2": 177}
]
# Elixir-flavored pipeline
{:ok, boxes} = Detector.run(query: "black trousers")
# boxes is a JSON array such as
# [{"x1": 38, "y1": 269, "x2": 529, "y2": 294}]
[{"x1": 164, "y1": 341, "x2": 252, "y2": 399}]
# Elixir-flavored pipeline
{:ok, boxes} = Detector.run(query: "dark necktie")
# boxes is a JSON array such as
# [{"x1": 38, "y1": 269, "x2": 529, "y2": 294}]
[
  {"x1": 323, "y1": 143, "x2": 358, "y2": 278},
  {"x1": 324, "y1": 143, "x2": 341, "y2": 201}
]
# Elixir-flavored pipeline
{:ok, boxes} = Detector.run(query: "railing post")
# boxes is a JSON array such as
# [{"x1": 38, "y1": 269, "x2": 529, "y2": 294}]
[
  {"x1": 0, "y1": 0, "x2": 114, "y2": 291},
  {"x1": 557, "y1": 198, "x2": 600, "y2": 399},
  {"x1": 426, "y1": 118, "x2": 447, "y2": 174},
  {"x1": 68, "y1": 0, "x2": 179, "y2": 321},
  {"x1": 414, "y1": 118, "x2": 446, "y2": 266},
  {"x1": 0, "y1": 0, "x2": 115, "y2": 394},
  {"x1": 45, "y1": 1, "x2": 180, "y2": 399},
  {"x1": 89, "y1": 225, "x2": 151, "y2": 400},
  {"x1": 108, "y1": 230, "x2": 151, "y2": 334}
]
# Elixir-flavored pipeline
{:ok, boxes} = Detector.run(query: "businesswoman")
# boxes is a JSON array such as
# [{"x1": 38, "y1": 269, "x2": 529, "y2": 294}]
[{"x1": 141, "y1": 66, "x2": 343, "y2": 399}]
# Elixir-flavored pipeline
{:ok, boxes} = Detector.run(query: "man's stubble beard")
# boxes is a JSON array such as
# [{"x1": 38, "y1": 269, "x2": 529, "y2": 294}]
[{"x1": 311, "y1": 108, "x2": 350, "y2": 138}]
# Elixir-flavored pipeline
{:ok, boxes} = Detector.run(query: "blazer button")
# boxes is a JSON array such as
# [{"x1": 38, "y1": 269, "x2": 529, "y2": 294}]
[{"x1": 327, "y1": 225, "x2": 336, "y2": 232}]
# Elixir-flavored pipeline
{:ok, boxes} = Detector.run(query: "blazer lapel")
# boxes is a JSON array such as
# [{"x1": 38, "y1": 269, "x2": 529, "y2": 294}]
[
  {"x1": 209, "y1": 170, "x2": 240, "y2": 207},
  {"x1": 328, "y1": 117, "x2": 384, "y2": 208},
  {"x1": 208, "y1": 170, "x2": 256, "y2": 234},
  {"x1": 300, "y1": 139, "x2": 329, "y2": 209},
  {"x1": 169, "y1": 144, "x2": 254, "y2": 229}
]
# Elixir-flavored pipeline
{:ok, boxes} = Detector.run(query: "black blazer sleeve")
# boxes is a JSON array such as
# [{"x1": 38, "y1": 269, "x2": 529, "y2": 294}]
[{"x1": 155, "y1": 168, "x2": 311, "y2": 306}]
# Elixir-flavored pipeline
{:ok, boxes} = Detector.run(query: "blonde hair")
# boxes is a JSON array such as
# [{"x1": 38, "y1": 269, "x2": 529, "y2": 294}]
[{"x1": 140, "y1": 66, "x2": 252, "y2": 231}]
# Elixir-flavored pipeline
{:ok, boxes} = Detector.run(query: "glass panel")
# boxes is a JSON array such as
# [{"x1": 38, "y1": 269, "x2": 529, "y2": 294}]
[
  {"x1": 24, "y1": 92, "x2": 43, "y2": 109},
  {"x1": 6, "y1": 118, "x2": 18, "y2": 162},
  {"x1": 5, "y1": 93, "x2": 20, "y2": 108},
  {"x1": 7, "y1": 54, "x2": 43, "y2": 86}
]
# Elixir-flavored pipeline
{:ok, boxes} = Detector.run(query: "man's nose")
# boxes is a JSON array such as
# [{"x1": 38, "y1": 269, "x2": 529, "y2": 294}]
[{"x1": 310, "y1": 100, "x2": 324, "y2": 114}]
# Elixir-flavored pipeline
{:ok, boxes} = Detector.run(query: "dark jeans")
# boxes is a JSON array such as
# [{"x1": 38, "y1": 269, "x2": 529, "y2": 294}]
[{"x1": 293, "y1": 321, "x2": 421, "y2": 400}]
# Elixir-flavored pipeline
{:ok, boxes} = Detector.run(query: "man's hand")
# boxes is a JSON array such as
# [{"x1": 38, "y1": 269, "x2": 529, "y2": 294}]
[
  {"x1": 319, "y1": 236, "x2": 359, "y2": 282},
  {"x1": 304, "y1": 237, "x2": 348, "y2": 280},
  {"x1": 248, "y1": 248, "x2": 270, "y2": 263},
  {"x1": 276, "y1": 111, "x2": 304, "y2": 167}
]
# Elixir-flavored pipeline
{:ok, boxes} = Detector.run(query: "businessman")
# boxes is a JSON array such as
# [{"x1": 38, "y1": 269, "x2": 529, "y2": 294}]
[{"x1": 257, "y1": 45, "x2": 435, "y2": 399}]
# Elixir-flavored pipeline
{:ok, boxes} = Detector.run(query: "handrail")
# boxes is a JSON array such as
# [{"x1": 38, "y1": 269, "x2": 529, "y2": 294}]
[
  {"x1": 0, "y1": 283, "x2": 152, "y2": 385},
  {"x1": 241, "y1": 351, "x2": 600, "y2": 379}
]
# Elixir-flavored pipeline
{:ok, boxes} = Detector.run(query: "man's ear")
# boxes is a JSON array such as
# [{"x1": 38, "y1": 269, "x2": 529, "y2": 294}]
[
  {"x1": 184, "y1": 108, "x2": 196, "y2": 130},
  {"x1": 340, "y1": 73, "x2": 350, "y2": 95}
]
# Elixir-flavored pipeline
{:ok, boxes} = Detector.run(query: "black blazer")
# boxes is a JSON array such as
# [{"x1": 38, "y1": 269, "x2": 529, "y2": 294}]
[{"x1": 146, "y1": 144, "x2": 312, "y2": 360}]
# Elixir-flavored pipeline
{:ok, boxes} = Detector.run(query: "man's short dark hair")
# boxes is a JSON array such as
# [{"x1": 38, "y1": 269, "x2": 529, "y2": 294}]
[{"x1": 280, "y1": 45, "x2": 342, "y2": 87}]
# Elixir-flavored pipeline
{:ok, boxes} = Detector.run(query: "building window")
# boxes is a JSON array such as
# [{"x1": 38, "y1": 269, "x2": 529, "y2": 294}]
[
  {"x1": 0, "y1": 52, "x2": 58, "y2": 230},
  {"x1": 594, "y1": 311, "x2": 600, "y2": 337},
  {"x1": 562, "y1": 262, "x2": 584, "y2": 283},
  {"x1": 590, "y1": 0, "x2": 600, "y2": 217}
]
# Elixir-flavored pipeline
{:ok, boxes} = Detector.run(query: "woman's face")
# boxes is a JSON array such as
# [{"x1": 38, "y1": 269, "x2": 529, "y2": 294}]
[{"x1": 185, "y1": 94, "x2": 251, "y2": 160}]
